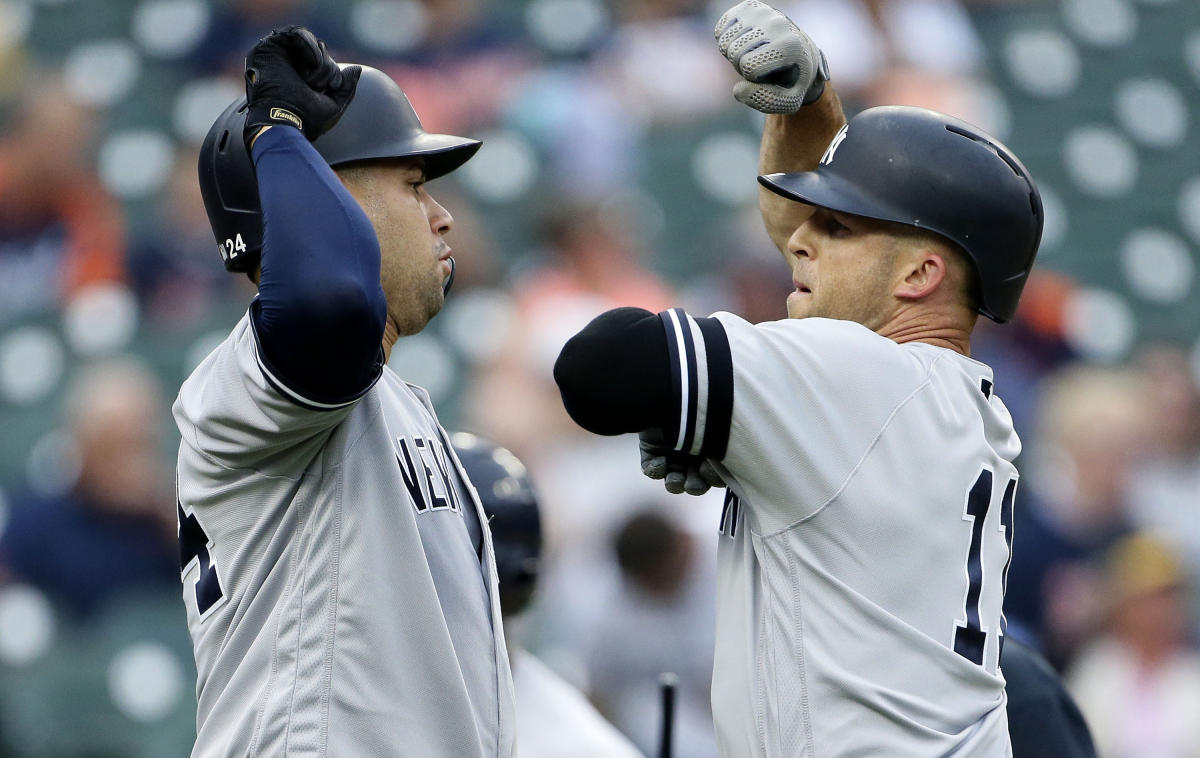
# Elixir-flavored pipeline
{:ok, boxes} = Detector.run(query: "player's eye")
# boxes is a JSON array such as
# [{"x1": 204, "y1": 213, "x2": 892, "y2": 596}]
[{"x1": 824, "y1": 213, "x2": 851, "y2": 237}]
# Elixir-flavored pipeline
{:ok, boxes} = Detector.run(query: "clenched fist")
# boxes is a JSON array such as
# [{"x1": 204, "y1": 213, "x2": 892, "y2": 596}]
[
  {"x1": 243, "y1": 26, "x2": 361, "y2": 147},
  {"x1": 715, "y1": 0, "x2": 828, "y2": 114}
]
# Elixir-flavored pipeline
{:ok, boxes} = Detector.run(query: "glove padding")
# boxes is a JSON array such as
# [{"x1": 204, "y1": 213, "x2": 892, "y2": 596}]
[
  {"x1": 715, "y1": 0, "x2": 828, "y2": 114},
  {"x1": 244, "y1": 25, "x2": 361, "y2": 147},
  {"x1": 639, "y1": 428, "x2": 726, "y2": 496}
]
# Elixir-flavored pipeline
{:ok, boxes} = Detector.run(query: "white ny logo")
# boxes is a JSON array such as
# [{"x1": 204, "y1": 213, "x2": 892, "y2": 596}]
[{"x1": 820, "y1": 124, "x2": 850, "y2": 166}]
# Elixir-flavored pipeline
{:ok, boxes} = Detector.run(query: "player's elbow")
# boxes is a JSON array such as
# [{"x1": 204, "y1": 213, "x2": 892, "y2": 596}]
[
  {"x1": 554, "y1": 334, "x2": 611, "y2": 434},
  {"x1": 262, "y1": 272, "x2": 387, "y2": 361},
  {"x1": 553, "y1": 307, "x2": 659, "y2": 436}
]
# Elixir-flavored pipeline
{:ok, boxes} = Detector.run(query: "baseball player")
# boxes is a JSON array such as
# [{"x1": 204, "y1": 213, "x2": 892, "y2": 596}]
[
  {"x1": 554, "y1": 2, "x2": 1043, "y2": 756},
  {"x1": 452, "y1": 433, "x2": 646, "y2": 758},
  {"x1": 176, "y1": 28, "x2": 514, "y2": 756}
]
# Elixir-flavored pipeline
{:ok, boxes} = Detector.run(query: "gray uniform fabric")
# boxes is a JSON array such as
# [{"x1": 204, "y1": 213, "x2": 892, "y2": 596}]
[
  {"x1": 175, "y1": 312, "x2": 515, "y2": 757},
  {"x1": 662, "y1": 311, "x2": 1017, "y2": 757}
]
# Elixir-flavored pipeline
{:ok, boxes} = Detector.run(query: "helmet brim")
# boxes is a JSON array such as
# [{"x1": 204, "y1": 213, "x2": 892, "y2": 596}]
[
  {"x1": 758, "y1": 171, "x2": 916, "y2": 229},
  {"x1": 325, "y1": 132, "x2": 482, "y2": 180}
]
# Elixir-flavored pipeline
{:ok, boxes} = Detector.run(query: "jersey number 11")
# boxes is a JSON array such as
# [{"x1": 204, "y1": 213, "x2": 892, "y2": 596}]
[{"x1": 954, "y1": 469, "x2": 1016, "y2": 668}]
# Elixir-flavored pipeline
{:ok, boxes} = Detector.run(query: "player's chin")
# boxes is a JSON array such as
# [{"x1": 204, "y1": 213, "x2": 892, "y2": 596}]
[
  {"x1": 425, "y1": 276, "x2": 446, "y2": 317},
  {"x1": 786, "y1": 291, "x2": 813, "y2": 319}
]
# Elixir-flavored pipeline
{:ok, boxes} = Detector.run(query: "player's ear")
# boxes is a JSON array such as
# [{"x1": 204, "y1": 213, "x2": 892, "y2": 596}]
[{"x1": 894, "y1": 248, "x2": 947, "y2": 302}]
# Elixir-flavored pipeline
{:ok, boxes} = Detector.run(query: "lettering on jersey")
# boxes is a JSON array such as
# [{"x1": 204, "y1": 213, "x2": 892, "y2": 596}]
[
  {"x1": 396, "y1": 436, "x2": 461, "y2": 515},
  {"x1": 820, "y1": 124, "x2": 850, "y2": 166},
  {"x1": 178, "y1": 500, "x2": 225, "y2": 619},
  {"x1": 980, "y1": 378, "x2": 993, "y2": 399},
  {"x1": 719, "y1": 490, "x2": 742, "y2": 538}
]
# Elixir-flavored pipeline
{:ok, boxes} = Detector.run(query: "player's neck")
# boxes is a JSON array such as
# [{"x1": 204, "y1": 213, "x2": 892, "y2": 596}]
[
  {"x1": 877, "y1": 305, "x2": 974, "y2": 356},
  {"x1": 381, "y1": 317, "x2": 401, "y2": 361}
]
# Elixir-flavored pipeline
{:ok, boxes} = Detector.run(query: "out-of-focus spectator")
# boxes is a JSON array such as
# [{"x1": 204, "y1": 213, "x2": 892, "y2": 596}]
[
  {"x1": 371, "y1": 1, "x2": 529, "y2": 139},
  {"x1": 1127, "y1": 347, "x2": 1200, "y2": 595},
  {"x1": 128, "y1": 147, "x2": 249, "y2": 326},
  {"x1": 467, "y1": 200, "x2": 673, "y2": 467},
  {"x1": 1067, "y1": 534, "x2": 1200, "y2": 758},
  {"x1": 780, "y1": 0, "x2": 985, "y2": 105},
  {"x1": 587, "y1": 511, "x2": 718, "y2": 758},
  {"x1": 0, "y1": 359, "x2": 177, "y2": 618},
  {"x1": 598, "y1": 0, "x2": 730, "y2": 124},
  {"x1": 464, "y1": 202, "x2": 701, "y2": 704},
  {"x1": 1005, "y1": 364, "x2": 1150, "y2": 665},
  {"x1": 396, "y1": 0, "x2": 519, "y2": 63},
  {"x1": 972, "y1": 271, "x2": 1078, "y2": 442},
  {"x1": 0, "y1": 79, "x2": 125, "y2": 323},
  {"x1": 190, "y1": 0, "x2": 345, "y2": 75}
]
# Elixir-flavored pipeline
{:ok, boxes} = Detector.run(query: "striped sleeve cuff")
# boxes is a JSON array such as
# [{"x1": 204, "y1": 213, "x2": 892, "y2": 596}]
[{"x1": 659, "y1": 308, "x2": 733, "y2": 459}]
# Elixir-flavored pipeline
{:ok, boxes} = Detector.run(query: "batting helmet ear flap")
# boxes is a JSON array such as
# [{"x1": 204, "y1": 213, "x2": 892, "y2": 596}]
[
  {"x1": 199, "y1": 99, "x2": 263, "y2": 274},
  {"x1": 198, "y1": 65, "x2": 482, "y2": 276}
]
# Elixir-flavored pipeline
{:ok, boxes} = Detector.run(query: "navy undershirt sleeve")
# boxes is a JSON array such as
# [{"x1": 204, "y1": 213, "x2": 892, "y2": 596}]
[
  {"x1": 553, "y1": 307, "x2": 678, "y2": 435},
  {"x1": 249, "y1": 126, "x2": 387, "y2": 406}
]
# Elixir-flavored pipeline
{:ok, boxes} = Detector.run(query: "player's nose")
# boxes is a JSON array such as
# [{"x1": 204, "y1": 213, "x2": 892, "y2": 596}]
[
  {"x1": 786, "y1": 223, "x2": 812, "y2": 259},
  {"x1": 427, "y1": 194, "x2": 454, "y2": 236}
]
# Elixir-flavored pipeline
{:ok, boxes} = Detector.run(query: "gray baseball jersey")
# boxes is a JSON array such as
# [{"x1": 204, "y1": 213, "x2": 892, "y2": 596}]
[
  {"x1": 660, "y1": 310, "x2": 1017, "y2": 757},
  {"x1": 174, "y1": 312, "x2": 515, "y2": 757}
]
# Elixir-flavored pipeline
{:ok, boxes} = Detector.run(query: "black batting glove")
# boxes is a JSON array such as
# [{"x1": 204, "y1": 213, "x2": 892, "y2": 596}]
[{"x1": 243, "y1": 25, "x2": 361, "y2": 148}]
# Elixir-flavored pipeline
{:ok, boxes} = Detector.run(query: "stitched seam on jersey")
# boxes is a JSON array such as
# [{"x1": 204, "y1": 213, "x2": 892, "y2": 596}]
[
  {"x1": 282, "y1": 500, "x2": 316, "y2": 754},
  {"x1": 318, "y1": 471, "x2": 342, "y2": 757},
  {"x1": 324, "y1": 381, "x2": 387, "y2": 471},
  {"x1": 760, "y1": 357, "x2": 942, "y2": 537},
  {"x1": 755, "y1": 540, "x2": 772, "y2": 757},
  {"x1": 178, "y1": 433, "x2": 314, "y2": 482},
  {"x1": 789, "y1": 547, "x2": 816, "y2": 757},
  {"x1": 248, "y1": 494, "x2": 307, "y2": 756}
]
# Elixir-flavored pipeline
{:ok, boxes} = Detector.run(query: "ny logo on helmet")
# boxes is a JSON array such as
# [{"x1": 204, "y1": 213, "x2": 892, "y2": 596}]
[{"x1": 820, "y1": 124, "x2": 849, "y2": 166}]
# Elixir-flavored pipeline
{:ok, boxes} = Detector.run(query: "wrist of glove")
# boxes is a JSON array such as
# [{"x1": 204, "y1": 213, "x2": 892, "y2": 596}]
[
  {"x1": 715, "y1": 0, "x2": 829, "y2": 115},
  {"x1": 243, "y1": 25, "x2": 361, "y2": 148},
  {"x1": 639, "y1": 429, "x2": 725, "y2": 496}
]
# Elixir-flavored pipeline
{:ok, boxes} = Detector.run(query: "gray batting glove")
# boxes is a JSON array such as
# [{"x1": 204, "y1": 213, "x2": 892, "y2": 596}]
[
  {"x1": 714, "y1": 0, "x2": 829, "y2": 114},
  {"x1": 639, "y1": 429, "x2": 726, "y2": 496}
]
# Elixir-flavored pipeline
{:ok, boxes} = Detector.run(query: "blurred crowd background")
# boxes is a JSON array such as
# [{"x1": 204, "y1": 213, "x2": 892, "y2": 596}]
[{"x1": 0, "y1": 0, "x2": 1198, "y2": 755}]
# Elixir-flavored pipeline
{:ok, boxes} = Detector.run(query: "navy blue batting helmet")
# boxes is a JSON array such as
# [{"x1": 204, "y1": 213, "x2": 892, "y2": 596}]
[
  {"x1": 759, "y1": 106, "x2": 1043, "y2": 323},
  {"x1": 451, "y1": 433, "x2": 541, "y2": 617},
  {"x1": 198, "y1": 64, "x2": 481, "y2": 274}
]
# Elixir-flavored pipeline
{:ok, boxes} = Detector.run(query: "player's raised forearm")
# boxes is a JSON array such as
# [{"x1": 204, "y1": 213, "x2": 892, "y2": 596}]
[
  {"x1": 759, "y1": 85, "x2": 846, "y2": 253},
  {"x1": 245, "y1": 27, "x2": 384, "y2": 402},
  {"x1": 713, "y1": 1, "x2": 846, "y2": 254},
  {"x1": 252, "y1": 123, "x2": 387, "y2": 400}
]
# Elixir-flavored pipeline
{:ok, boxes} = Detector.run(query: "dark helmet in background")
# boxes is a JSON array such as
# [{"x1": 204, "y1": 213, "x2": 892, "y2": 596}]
[{"x1": 451, "y1": 433, "x2": 542, "y2": 618}]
